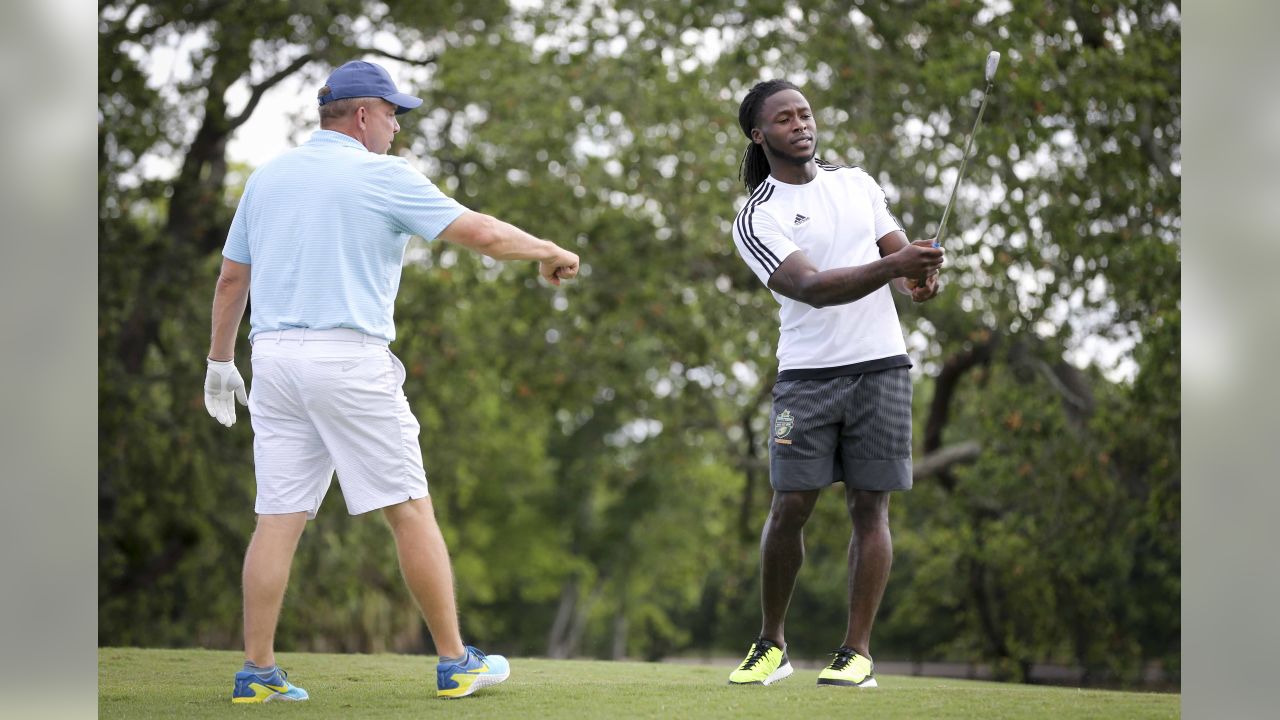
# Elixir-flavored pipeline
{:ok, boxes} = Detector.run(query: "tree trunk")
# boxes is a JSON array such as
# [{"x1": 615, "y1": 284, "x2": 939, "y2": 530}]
[
  {"x1": 737, "y1": 367, "x2": 775, "y2": 541},
  {"x1": 546, "y1": 578, "x2": 578, "y2": 659},
  {"x1": 565, "y1": 582, "x2": 603, "y2": 657},
  {"x1": 611, "y1": 603, "x2": 628, "y2": 660}
]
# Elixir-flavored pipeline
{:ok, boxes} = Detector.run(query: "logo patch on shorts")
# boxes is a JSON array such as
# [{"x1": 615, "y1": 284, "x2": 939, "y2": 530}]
[{"x1": 774, "y1": 410, "x2": 795, "y2": 444}]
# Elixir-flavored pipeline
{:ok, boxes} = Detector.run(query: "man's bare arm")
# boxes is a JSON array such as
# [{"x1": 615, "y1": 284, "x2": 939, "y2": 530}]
[
  {"x1": 767, "y1": 234, "x2": 943, "y2": 308},
  {"x1": 209, "y1": 258, "x2": 250, "y2": 361},
  {"x1": 439, "y1": 210, "x2": 579, "y2": 285}
]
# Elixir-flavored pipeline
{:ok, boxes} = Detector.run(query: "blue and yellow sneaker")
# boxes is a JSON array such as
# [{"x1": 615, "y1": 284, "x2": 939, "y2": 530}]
[
  {"x1": 231, "y1": 665, "x2": 309, "y2": 703},
  {"x1": 728, "y1": 637, "x2": 794, "y2": 685},
  {"x1": 436, "y1": 646, "x2": 510, "y2": 699},
  {"x1": 816, "y1": 646, "x2": 878, "y2": 688}
]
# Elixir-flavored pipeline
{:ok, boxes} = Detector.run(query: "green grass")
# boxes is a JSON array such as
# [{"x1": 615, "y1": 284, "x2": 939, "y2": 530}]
[{"x1": 99, "y1": 647, "x2": 1178, "y2": 719}]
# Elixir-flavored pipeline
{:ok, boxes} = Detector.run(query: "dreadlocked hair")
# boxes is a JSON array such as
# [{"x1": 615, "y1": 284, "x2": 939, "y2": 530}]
[{"x1": 737, "y1": 79, "x2": 801, "y2": 192}]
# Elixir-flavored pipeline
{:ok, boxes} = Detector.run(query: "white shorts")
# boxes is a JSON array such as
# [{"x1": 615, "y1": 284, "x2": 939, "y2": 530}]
[{"x1": 248, "y1": 328, "x2": 428, "y2": 517}]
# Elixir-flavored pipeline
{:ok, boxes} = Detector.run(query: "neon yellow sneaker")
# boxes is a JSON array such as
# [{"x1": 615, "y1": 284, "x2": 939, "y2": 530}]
[
  {"x1": 816, "y1": 647, "x2": 877, "y2": 687},
  {"x1": 728, "y1": 638, "x2": 793, "y2": 685},
  {"x1": 231, "y1": 666, "x2": 309, "y2": 703},
  {"x1": 436, "y1": 646, "x2": 510, "y2": 699}
]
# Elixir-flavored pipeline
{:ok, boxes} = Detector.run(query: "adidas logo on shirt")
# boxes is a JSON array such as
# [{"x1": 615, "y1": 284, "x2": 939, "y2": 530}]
[{"x1": 794, "y1": 214, "x2": 810, "y2": 225}]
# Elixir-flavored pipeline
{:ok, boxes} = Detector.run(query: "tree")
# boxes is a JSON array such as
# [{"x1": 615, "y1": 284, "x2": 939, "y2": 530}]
[{"x1": 99, "y1": 0, "x2": 1179, "y2": 685}]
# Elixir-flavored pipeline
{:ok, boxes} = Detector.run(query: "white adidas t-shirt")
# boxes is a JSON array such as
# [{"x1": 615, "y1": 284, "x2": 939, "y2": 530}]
[{"x1": 732, "y1": 162, "x2": 909, "y2": 373}]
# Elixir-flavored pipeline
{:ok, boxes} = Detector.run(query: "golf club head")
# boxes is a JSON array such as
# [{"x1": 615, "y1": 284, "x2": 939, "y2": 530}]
[{"x1": 985, "y1": 51, "x2": 1001, "y2": 83}]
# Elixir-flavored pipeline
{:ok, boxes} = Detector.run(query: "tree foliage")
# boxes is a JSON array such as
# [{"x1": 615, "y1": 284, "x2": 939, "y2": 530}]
[{"x1": 99, "y1": 0, "x2": 1180, "y2": 685}]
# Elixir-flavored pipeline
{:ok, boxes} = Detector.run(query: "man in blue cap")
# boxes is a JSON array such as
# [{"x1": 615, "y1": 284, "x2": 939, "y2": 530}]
[{"x1": 204, "y1": 59, "x2": 579, "y2": 703}]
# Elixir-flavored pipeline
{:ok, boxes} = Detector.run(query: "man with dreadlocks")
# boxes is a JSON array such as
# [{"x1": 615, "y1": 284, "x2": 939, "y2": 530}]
[{"x1": 727, "y1": 79, "x2": 944, "y2": 689}]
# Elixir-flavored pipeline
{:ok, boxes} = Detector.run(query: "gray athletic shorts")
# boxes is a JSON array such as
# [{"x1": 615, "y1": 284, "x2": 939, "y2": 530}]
[{"x1": 769, "y1": 367, "x2": 913, "y2": 492}]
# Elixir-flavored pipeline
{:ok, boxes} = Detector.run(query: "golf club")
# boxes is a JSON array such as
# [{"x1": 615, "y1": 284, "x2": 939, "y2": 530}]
[
  {"x1": 936, "y1": 49, "x2": 993, "y2": 245},
  {"x1": 920, "y1": 50, "x2": 1000, "y2": 285}
]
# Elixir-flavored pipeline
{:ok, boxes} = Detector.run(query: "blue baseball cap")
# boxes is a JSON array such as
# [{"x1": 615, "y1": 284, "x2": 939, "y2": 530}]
[{"x1": 318, "y1": 60, "x2": 423, "y2": 115}]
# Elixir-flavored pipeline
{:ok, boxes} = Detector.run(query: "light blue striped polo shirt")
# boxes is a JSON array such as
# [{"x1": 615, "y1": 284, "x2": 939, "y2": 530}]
[{"x1": 223, "y1": 130, "x2": 467, "y2": 342}]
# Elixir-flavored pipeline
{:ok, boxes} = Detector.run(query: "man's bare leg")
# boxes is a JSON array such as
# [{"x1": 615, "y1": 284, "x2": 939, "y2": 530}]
[
  {"x1": 759, "y1": 489, "x2": 821, "y2": 646},
  {"x1": 383, "y1": 497, "x2": 466, "y2": 658},
  {"x1": 842, "y1": 489, "x2": 892, "y2": 656},
  {"x1": 242, "y1": 511, "x2": 308, "y2": 667}
]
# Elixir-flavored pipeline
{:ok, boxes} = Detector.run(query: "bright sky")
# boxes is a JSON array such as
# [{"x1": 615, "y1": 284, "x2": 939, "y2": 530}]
[
  {"x1": 132, "y1": 24, "x2": 416, "y2": 175},
  {"x1": 224, "y1": 53, "x2": 421, "y2": 164},
  {"x1": 225, "y1": 75, "x2": 313, "y2": 164}
]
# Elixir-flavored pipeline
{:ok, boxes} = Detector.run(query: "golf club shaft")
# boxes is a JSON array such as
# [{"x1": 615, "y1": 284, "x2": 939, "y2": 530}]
[
  {"x1": 935, "y1": 80, "x2": 993, "y2": 247},
  {"x1": 917, "y1": 78, "x2": 994, "y2": 287}
]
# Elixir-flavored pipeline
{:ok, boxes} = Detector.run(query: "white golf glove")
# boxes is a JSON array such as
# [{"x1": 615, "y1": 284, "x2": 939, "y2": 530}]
[{"x1": 205, "y1": 359, "x2": 248, "y2": 427}]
